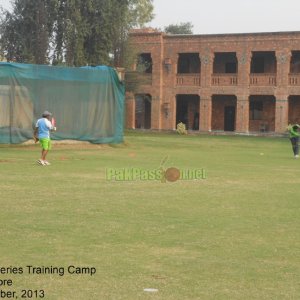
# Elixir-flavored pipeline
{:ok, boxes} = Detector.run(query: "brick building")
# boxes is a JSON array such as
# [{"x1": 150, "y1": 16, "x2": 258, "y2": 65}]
[{"x1": 125, "y1": 29, "x2": 300, "y2": 134}]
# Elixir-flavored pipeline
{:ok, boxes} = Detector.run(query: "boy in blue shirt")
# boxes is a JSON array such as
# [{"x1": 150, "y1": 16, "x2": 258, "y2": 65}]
[{"x1": 34, "y1": 111, "x2": 56, "y2": 166}]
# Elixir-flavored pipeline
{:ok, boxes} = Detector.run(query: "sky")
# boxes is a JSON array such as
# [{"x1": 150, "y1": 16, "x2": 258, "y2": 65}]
[
  {"x1": 0, "y1": 0, "x2": 299, "y2": 34},
  {"x1": 150, "y1": 0, "x2": 300, "y2": 34}
]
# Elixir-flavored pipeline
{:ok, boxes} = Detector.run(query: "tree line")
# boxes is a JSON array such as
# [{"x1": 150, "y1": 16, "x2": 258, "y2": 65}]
[{"x1": 0, "y1": 0, "x2": 154, "y2": 67}]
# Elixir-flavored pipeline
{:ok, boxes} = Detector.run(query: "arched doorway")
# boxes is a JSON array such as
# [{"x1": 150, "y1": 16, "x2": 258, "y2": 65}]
[{"x1": 135, "y1": 94, "x2": 151, "y2": 129}]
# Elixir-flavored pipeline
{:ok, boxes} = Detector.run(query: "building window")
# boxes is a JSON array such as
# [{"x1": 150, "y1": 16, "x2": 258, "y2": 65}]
[
  {"x1": 213, "y1": 52, "x2": 238, "y2": 74},
  {"x1": 251, "y1": 57, "x2": 264, "y2": 73},
  {"x1": 137, "y1": 53, "x2": 152, "y2": 73},
  {"x1": 250, "y1": 101, "x2": 263, "y2": 120},
  {"x1": 250, "y1": 52, "x2": 276, "y2": 74},
  {"x1": 290, "y1": 51, "x2": 300, "y2": 73},
  {"x1": 225, "y1": 62, "x2": 237, "y2": 73},
  {"x1": 177, "y1": 53, "x2": 200, "y2": 73}
]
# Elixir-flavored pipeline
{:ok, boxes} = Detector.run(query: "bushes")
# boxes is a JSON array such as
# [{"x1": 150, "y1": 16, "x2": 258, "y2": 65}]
[{"x1": 176, "y1": 122, "x2": 187, "y2": 135}]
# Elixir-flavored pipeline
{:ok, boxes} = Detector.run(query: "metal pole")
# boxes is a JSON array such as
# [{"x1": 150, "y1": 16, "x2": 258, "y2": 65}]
[{"x1": 9, "y1": 80, "x2": 15, "y2": 144}]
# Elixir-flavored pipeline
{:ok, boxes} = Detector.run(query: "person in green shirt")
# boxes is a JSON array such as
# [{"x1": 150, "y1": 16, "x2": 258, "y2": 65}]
[{"x1": 288, "y1": 124, "x2": 300, "y2": 158}]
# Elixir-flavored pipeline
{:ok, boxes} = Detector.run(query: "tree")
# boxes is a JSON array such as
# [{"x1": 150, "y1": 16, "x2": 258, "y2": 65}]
[
  {"x1": 53, "y1": 0, "x2": 154, "y2": 66},
  {"x1": 0, "y1": 0, "x2": 154, "y2": 66},
  {"x1": 164, "y1": 22, "x2": 194, "y2": 35},
  {"x1": 0, "y1": 0, "x2": 57, "y2": 64},
  {"x1": 111, "y1": 0, "x2": 154, "y2": 67}
]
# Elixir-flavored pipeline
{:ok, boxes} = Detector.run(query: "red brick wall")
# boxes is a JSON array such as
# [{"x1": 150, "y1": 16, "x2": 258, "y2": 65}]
[{"x1": 127, "y1": 29, "x2": 300, "y2": 133}]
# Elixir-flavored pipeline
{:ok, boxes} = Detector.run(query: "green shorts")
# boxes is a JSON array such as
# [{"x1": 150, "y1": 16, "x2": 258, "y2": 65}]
[{"x1": 39, "y1": 138, "x2": 51, "y2": 150}]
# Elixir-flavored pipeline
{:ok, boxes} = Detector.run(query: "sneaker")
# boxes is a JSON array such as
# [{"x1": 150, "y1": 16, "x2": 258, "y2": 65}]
[
  {"x1": 37, "y1": 159, "x2": 46, "y2": 166},
  {"x1": 44, "y1": 160, "x2": 51, "y2": 166},
  {"x1": 295, "y1": 155, "x2": 299, "y2": 159}
]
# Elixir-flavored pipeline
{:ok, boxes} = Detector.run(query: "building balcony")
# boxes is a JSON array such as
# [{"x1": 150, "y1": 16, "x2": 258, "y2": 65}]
[
  {"x1": 211, "y1": 74, "x2": 238, "y2": 86},
  {"x1": 289, "y1": 74, "x2": 300, "y2": 85},
  {"x1": 250, "y1": 74, "x2": 276, "y2": 86},
  {"x1": 176, "y1": 74, "x2": 201, "y2": 86}
]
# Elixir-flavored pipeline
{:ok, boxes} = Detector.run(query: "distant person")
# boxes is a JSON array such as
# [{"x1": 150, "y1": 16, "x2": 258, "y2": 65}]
[
  {"x1": 34, "y1": 111, "x2": 56, "y2": 166},
  {"x1": 288, "y1": 124, "x2": 300, "y2": 158},
  {"x1": 193, "y1": 112, "x2": 199, "y2": 130}
]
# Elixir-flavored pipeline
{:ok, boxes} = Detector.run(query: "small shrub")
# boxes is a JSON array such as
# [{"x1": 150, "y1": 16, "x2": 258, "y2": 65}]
[{"x1": 176, "y1": 122, "x2": 187, "y2": 135}]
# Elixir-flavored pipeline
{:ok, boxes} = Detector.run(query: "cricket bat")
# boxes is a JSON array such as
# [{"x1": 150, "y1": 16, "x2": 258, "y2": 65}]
[{"x1": 51, "y1": 117, "x2": 57, "y2": 131}]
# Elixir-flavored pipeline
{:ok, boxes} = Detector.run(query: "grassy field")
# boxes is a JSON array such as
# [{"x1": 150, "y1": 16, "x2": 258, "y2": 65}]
[{"x1": 0, "y1": 131, "x2": 299, "y2": 300}]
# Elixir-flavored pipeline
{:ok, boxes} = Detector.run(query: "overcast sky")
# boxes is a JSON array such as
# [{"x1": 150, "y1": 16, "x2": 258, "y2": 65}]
[
  {"x1": 150, "y1": 0, "x2": 300, "y2": 34},
  {"x1": 0, "y1": 0, "x2": 299, "y2": 34}
]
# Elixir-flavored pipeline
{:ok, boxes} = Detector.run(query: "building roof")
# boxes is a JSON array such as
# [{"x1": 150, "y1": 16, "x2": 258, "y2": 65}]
[{"x1": 130, "y1": 28, "x2": 300, "y2": 38}]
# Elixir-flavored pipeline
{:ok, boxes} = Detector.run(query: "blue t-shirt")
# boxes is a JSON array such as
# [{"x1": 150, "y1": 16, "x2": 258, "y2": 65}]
[{"x1": 36, "y1": 118, "x2": 53, "y2": 139}]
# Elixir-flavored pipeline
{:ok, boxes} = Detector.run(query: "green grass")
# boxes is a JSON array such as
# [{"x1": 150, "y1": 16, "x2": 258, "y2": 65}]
[{"x1": 0, "y1": 132, "x2": 299, "y2": 299}]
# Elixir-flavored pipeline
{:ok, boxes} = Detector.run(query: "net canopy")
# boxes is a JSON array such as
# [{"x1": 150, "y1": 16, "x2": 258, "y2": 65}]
[{"x1": 0, "y1": 63, "x2": 124, "y2": 144}]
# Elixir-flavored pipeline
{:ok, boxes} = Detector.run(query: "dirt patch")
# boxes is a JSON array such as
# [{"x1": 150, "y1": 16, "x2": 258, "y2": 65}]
[
  {"x1": 2, "y1": 139, "x2": 128, "y2": 151},
  {"x1": 128, "y1": 152, "x2": 136, "y2": 158},
  {"x1": 10, "y1": 139, "x2": 115, "y2": 150},
  {"x1": 0, "y1": 159, "x2": 17, "y2": 163},
  {"x1": 59, "y1": 156, "x2": 69, "y2": 161},
  {"x1": 151, "y1": 274, "x2": 167, "y2": 280},
  {"x1": 58, "y1": 156, "x2": 85, "y2": 161}
]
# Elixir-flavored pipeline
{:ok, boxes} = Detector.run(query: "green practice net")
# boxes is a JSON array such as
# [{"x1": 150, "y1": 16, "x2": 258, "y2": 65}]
[{"x1": 0, "y1": 63, "x2": 125, "y2": 144}]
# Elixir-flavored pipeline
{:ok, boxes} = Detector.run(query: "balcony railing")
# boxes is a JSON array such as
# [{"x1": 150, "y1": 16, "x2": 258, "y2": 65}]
[
  {"x1": 136, "y1": 72, "x2": 300, "y2": 87},
  {"x1": 211, "y1": 74, "x2": 238, "y2": 86},
  {"x1": 176, "y1": 74, "x2": 201, "y2": 86},
  {"x1": 250, "y1": 74, "x2": 276, "y2": 86},
  {"x1": 289, "y1": 74, "x2": 300, "y2": 86}
]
